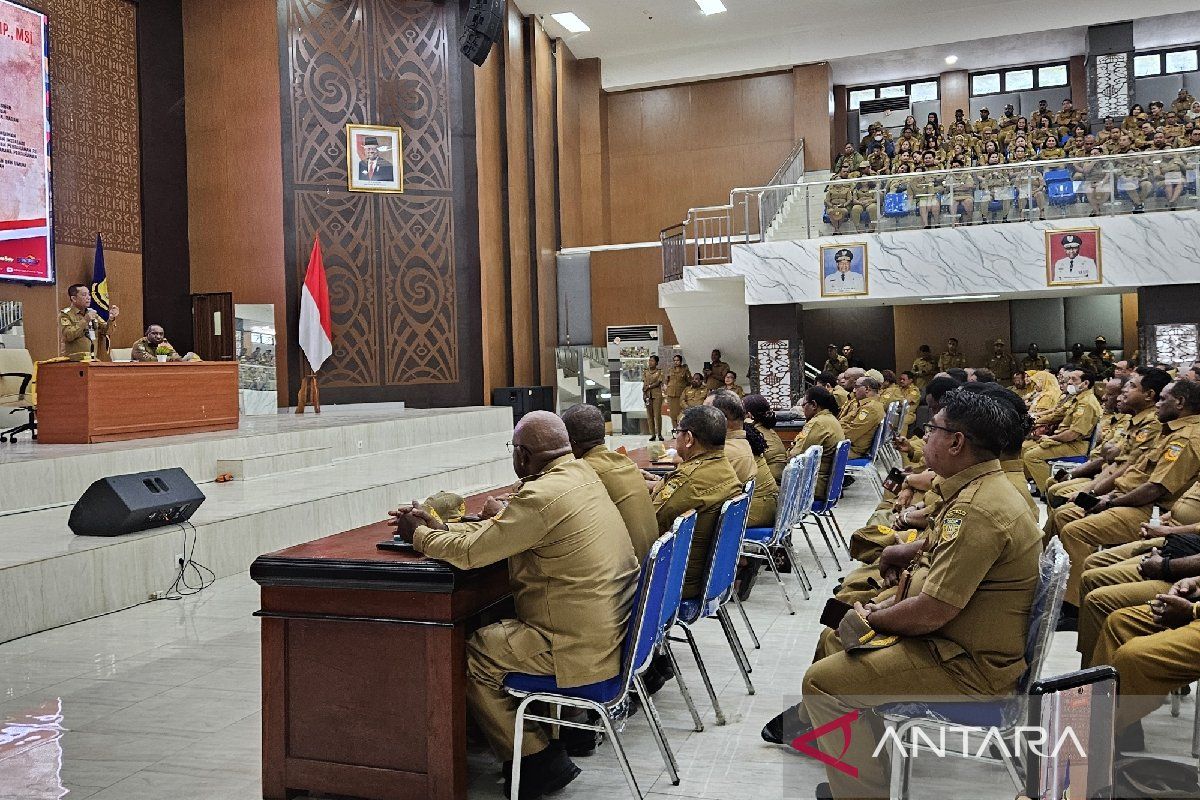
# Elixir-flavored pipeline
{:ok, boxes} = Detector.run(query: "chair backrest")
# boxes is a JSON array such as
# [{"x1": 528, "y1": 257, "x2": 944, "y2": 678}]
[
  {"x1": 1018, "y1": 537, "x2": 1071, "y2": 693},
  {"x1": 815, "y1": 439, "x2": 852, "y2": 511},
  {"x1": 0, "y1": 348, "x2": 34, "y2": 402},
  {"x1": 743, "y1": 478, "x2": 756, "y2": 498},
  {"x1": 702, "y1": 493, "x2": 751, "y2": 611},
  {"x1": 616, "y1": 530, "x2": 676, "y2": 693},
  {"x1": 660, "y1": 512, "x2": 697, "y2": 632},
  {"x1": 865, "y1": 413, "x2": 889, "y2": 461},
  {"x1": 795, "y1": 445, "x2": 822, "y2": 516},
  {"x1": 110, "y1": 347, "x2": 134, "y2": 362},
  {"x1": 768, "y1": 453, "x2": 808, "y2": 545}
]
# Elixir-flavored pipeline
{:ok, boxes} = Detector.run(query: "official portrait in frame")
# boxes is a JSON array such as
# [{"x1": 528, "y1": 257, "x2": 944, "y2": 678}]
[
  {"x1": 1045, "y1": 228, "x2": 1101, "y2": 287},
  {"x1": 346, "y1": 124, "x2": 404, "y2": 193},
  {"x1": 819, "y1": 242, "x2": 869, "y2": 297}
]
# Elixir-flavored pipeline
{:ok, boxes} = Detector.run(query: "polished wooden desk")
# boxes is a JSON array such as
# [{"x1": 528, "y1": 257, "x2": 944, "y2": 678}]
[
  {"x1": 36, "y1": 360, "x2": 239, "y2": 444},
  {"x1": 251, "y1": 514, "x2": 511, "y2": 800}
]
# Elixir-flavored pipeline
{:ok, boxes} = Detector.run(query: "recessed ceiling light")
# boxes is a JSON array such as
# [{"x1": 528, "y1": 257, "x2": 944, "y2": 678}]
[
  {"x1": 944, "y1": 55, "x2": 959, "y2": 65},
  {"x1": 551, "y1": 12, "x2": 590, "y2": 33},
  {"x1": 696, "y1": 0, "x2": 726, "y2": 15}
]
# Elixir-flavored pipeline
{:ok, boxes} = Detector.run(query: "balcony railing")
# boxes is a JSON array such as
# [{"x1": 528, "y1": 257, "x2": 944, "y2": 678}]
[{"x1": 660, "y1": 146, "x2": 1200, "y2": 282}]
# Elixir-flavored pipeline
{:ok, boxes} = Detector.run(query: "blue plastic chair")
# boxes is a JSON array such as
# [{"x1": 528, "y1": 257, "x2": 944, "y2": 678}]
[
  {"x1": 742, "y1": 450, "x2": 816, "y2": 613},
  {"x1": 846, "y1": 412, "x2": 889, "y2": 498},
  {"x1": 657, "y1": 511, "x2": 706, "y2": 733},
  {"x1": 877, "y1": 538, "x2": 1070, "y2": 799},
  {"x1": 1045, "y1": 168, "x2": 1075, "y2": 207},
  {"x1": 504, "y1": 531, "x2": 679, "y2": 799},
  {"x1": 803, "y1": 438, "x2": 852, "y2": 571},
  {"x1": 1045, "y1": 424, "x2": 1099, "y2": 476},
  {"x1": 669, "y1": 493, "x2": 753, "y2": 726}
]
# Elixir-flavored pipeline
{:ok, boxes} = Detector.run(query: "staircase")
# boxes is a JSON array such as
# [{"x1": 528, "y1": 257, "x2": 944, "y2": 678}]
[
  {"x1": 0, "y1": 300, "x2": 23, "y2": 349},
  {"x1": 765, "y1": 169, "x2": 831, "y2": 241}
]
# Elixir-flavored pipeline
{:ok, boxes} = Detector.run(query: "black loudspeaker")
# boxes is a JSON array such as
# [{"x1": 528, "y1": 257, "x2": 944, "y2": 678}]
[
  {"x1": 69, "y1": 468, "x2": 206, "y2": 537},
  {"x1": 458, "y1": 27, "x2": 493, "y2": 67},
  {"x1": 465, "y1": 0, "x2": 503, "y2": 42},
  {"x1": 492, "y1": 386, "x2": 554, "y2": 424}
]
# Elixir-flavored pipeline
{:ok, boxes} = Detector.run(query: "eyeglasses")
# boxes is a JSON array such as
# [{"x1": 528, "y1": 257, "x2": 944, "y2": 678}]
[
  {"x1": 922, "y1": 422, "x2": 963, "y2": 438},
  {"x1": 505, "y1": 441, "x2": 530, "y2": 454}
]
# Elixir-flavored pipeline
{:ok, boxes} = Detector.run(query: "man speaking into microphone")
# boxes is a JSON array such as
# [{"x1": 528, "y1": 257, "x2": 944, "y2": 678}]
[{"x1": 59, "y1": 284, "x2": 120, "y2": 360}]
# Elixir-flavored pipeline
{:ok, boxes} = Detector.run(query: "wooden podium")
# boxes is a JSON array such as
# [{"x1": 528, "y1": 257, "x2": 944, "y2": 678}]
[
  {"x1": 36, "y1": 361, "x2": 239, "y2": 444},
  {"x1": 251, "y1": 519, "x2": 511, "y2": 800}
]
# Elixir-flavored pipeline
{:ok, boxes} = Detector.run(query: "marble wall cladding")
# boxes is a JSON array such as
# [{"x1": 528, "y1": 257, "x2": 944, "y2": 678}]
[{"x1": 699, "y1": 210, "x2": 1200, "y2": 306}]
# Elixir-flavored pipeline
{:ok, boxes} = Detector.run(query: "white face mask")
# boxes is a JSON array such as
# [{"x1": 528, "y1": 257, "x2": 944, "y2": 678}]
[{"x1": 1066, "y1": 384, "x2": 1079, "y2": 396}]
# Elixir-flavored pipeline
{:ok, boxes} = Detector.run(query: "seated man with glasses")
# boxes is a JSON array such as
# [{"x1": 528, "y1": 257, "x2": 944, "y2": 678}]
[{"x1": 762, "y1": 389, "x2": 1041, "y2": 800}]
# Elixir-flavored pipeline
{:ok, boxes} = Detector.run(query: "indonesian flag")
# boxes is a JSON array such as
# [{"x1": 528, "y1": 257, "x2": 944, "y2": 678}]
[{"x1": 298, "y1": 237, "x2": 332, "y2": 372}]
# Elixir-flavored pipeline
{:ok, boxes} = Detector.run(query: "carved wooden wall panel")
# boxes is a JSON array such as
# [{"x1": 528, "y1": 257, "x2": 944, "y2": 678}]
[{"x1": 282, "y1": 0, "x2": 461, "y2": 394}]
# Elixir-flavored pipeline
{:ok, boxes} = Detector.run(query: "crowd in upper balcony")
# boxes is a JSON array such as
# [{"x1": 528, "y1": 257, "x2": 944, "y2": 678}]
[{"x1": 824, "y1": 89, "x2": 1200, "y2": 232}]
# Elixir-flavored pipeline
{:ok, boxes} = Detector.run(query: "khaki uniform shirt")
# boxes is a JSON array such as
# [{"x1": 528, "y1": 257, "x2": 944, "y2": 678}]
[
  {"x1": 1114, "y1": 407, "x2": 1161, "y2": 466},
  {"x1": 1020, "y1": 355, "x2": 1050, "y2": 372},
  {"x1": 988, "y1": 353, "x2": 1017, "y2": 384},
  {"x1": 724, "y1": 428, "x2": 756, "y2": 482},
  {"x1": 911, "y1": 357, "x2": 937, "y2": 389},
  {"x1": 130, "y1": 337, "x2": 180, "y2": 362},
  {"x1": 842, "y1": 397, "x2": 885, "y2": 458},
  {"x1": 681, "y1": 385, "x2": 707, "y2": 409},
  {"x1": 758, "y1": 426, "x2": 788, "y2": 484},
  {"x1": 832, "y1": 385, "x2": 850, "y2": 412},
  {"x1": 665, "y1": 365, "x2": 690, "y2": 398},
  {"x1": 643, "y1": 367, "x2": 664, "y2": 401},
  {"x1": 1113, "y1": 415, "x2": 1200, "y2": 506},
  {"x1": 1000, "y1": 458, "x2": 1039, "y2": 517},
  {"x1": 838, "y1": 395, "x2": 861, "y2": 423},
  {"x1": 414, "y1": 455, "x2": 638, "y2": 687},
  {"x1": 748, "y1": 455, "x2": 780, "y2": 528},
  {"x1": 1012, "y1": 383, "x2": 1036, "y2": 405},
  {"x1": 823, "y1": 355, "x2": 849, "y2": 374},
  {"x1": 938, "y1": 351, "x2": 967, "y2": 371},
  {"x1": 59, "y1": 306, "x2": 108, "y2": 358},
  {"x1": 1167, "y1": 482, "x2": 1200, "y2": 527},
  {"x1": 653, "y1": 449, "x2": 741, "y2": 597},
  {"x1": 706, "y1": 360, "x2": 730, "y2": 390},
  {"x1": 909, "y1": 460, "x2": 1042, "y2": 692},
  {"x1": 581, "y1": 445, "x2": 659, "y2": 564},
  {"x1": 899, "y1": 385, "x2": 920, "y2": 430},
  {"x1": 1053, "y1": 390, "x2": 1101, "y2": 440},
  {"x1": 1090, "y1": 412, "x2": 1130, "y2": 458},
  {"x1": 789, "y1": 410, "x2": 846, "y2": 499}
]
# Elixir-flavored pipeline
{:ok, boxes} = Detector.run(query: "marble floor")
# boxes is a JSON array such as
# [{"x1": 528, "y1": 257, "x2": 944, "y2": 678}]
[{"x1": 0, "y1": 449, "x2": 1195, "y2": 800}]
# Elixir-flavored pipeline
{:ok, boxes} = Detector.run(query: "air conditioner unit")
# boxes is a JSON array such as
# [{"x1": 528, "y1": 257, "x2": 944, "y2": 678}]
[{"x1": 860, "y1": 95, "x2": 911, "y2": 115}]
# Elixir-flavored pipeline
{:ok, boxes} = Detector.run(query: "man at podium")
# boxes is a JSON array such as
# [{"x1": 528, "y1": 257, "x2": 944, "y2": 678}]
[{"x1": 59, "y1": 284, "x2": 119, "y2": 359}]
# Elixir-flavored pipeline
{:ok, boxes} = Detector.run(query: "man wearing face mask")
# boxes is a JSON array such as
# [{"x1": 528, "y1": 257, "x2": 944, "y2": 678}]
[
  {"x1": 1022, "y1": 368, "x2": 1103, "y2": 495},
  {"x1": 389, "y1": 411, "x2": 638, "y2": 798}
]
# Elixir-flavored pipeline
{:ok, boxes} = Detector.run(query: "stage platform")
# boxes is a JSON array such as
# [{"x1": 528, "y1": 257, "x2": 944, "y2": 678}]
[{"x1": 0, "y1": 405, "x2": 515, "y2": 643}]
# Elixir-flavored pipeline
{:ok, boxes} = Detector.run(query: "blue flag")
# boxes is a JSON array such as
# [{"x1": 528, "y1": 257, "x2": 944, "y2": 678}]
[{"x1": 90, "y1": 232, "x2": 110, "y2": 321}]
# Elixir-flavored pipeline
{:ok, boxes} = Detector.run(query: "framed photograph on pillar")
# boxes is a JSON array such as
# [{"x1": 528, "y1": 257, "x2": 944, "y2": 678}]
[
  {"x1": 346, "y1": 124, "x2": 404, "y2": 193},
  {"x1": 819, "y1": 242, "x2": 869, "y2": 297},
  {"x1": 1045, "y1": 227, "x2": 1101, "y2": 287}
]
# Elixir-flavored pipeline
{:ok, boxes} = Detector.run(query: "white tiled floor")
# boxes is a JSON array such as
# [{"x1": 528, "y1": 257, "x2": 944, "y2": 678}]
[{"x1": 0, "y1": 456, "x2": 1195, "y2": 800}]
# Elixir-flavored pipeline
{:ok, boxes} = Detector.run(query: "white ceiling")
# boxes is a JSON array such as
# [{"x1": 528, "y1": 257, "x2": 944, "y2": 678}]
[{"x1": 513, "y1": 1, "x2": 1200, "y2": 91}]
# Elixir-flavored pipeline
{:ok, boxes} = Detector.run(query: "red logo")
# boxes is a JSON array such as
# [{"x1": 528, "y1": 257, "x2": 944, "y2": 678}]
[{"x1": 791, "y1": 710, "x2": 860, "y2": 778}]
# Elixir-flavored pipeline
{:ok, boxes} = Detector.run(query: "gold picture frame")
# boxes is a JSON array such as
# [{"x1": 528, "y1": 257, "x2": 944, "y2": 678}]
[
  {"x1": 819, "y1": 242, "x2": 869, "y2": 298},
  {"x1": 1045, "y1": 227, "x2": 1102, "y2": 287},
  {"x1": 346, "y1": 124, "x2": 404, "y2": 193}
]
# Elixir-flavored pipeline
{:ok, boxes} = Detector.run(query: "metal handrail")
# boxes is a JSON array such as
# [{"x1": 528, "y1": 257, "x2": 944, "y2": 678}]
[
  {"x1": 760, "y1": 138, "x2": 807, "y2": 236},
  {"x1": 660, "y1": 222, "x2": 685, "y2": 282},
  {"x1": 0, "y1": 301, "x2": 21, "y2": 336}
]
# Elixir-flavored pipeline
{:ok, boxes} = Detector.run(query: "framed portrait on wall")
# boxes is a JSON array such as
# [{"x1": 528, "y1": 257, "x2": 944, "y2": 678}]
[
  {"x1": 1045, "y1": 227, "x2": 1101, "y2": 287},
  {"x1": 346, "y1": 124, "x2": 404, "y2": 193},
  {"x1": 819, "y1": 242, "x2": 868, "y2": 297}
]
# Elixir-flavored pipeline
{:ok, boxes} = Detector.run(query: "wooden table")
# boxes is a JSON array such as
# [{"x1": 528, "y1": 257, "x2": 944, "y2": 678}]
[
  {"x1": 251, "y1": 507, "x2": 511, "y2": 800},
  {"x1": 36, "y1": 360, "x2": 239, "y2": 444}
]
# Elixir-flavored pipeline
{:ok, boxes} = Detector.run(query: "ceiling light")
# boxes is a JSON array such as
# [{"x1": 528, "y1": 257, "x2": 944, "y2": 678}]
[
  {"x1": 944, "y1": 55, "x2": 958, "y2": 65},
  {"x1": 550, "y1": 12, "x2": 589, "y2": 33},
  {"x1": 696, "y1": 0, "x2": 726, "y2": 15}
]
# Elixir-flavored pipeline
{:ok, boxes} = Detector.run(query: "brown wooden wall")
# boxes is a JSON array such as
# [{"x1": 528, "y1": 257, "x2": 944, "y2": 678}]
[
  {"x1": 6, "y1": 0, "x2": 143, "y2": 361},
  {"x1": 590, "y1": 248, "x2": 676, "y2": 346},
  {"x1": 182, "y1": 0, "x2": 287, "y2": 405}
]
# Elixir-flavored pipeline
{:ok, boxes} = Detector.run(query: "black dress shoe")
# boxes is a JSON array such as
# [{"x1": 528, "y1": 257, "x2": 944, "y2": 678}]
[
  {"x1": 1056, "y1": 602, "x2": 1079, "y2": 632},
  {"x1": 816, "y1": 781, "x2": 833, "y2": 800},
  {"x1": 640, "y1": 667, "x2": 667, "y2": 696},
  {"x1": 736, "y1": 563, "x2": 760, "y2": 601},
  {"x1": 503, "y1": 742, "x2": 581, "y2": 799},
  {"x1": 558, "y1": 717, "x2": 599, "y2": 757},
  {"x1": 1115, "y1": 720, "x2": 1145, "y2": 754},
  {"x1": 761, "y1": 705, "x2": 812, "y2": 745}
]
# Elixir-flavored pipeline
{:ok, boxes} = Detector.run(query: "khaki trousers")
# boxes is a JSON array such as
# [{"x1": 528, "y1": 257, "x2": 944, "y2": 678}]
[
  {"x1": 1021, "y1": 440, "x2": 1088, "y2": 496},
  {"x1": 466, "y1": 619, "x2": 556, "y2": 759},
  {"x1": 1076, "y1": 540, "x2": 1167, "y2": 666},
  {"x1": 645, "y1": 391, "x2": 663, "y2": 437},
  {"x1": 1059, "y1": 506, "x2": 1152, "y2": 606},
  {"x1": 1092, "y1": 606, "x2": 1200, "y2": 732},
  {"x1": 1046, "y1": 476, "x2": 1091, "y2": 508},
  {"x1": 667, "y1": 394, "x2": 683, "y2": 427}
]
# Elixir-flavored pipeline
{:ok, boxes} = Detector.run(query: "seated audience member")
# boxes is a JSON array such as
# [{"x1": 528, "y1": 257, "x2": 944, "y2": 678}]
[
  {"x1": 561, "y1": 403, "x2": 658, "y2": 563},
  {"x1": 825, "y1": 165, "x2": 855, "y2": 233},
  {"x1": 744, "y1": 394, "x2": 787, "y2": 483},
  {"x1": 389, "y1": 411, "x2": 638, "y2": 796},
  {"x1": 763, "y1": 389, "x2": 1040, "y2": 800},
  {"x1": 972, "y1": 367, "x2": 997, "y2": 384},
  {"x1": 651, "y1": 405, "x2": 741, "y2": 600},
  {"x1": 681, "y1": 372, "x2": 708, "y2": 410},
  {"x1": 911, "y1": 345, "x2": 937, "y2": 388},
  {"x1": 722, "y1": 370, "x2": 746, "y2": 398},
  {"x1": 1047, "y1": 379, "x2": 1200, "y2": 626},
  {"x1": 944, "y1": 367, "x2": 969, "y2": 384},
  {"x1": 1021, "y1": 368, "x2": 1102, "y2": 495},
  {"x1": 894, "y1": 371, "x2": 920, "y2": 434},
  {"x1": 1076, "y1": 147, "x2": 1112, "y2": 214},
  {"x1": 842, "y1": 375, "x2": 886, "y2": 458},
  {"x1": 130, "y1": 324, "x2": 182, "y2": 361},
  {"x1": 815, "y1": 370, "x2": 849, "y2": 412},
  {"x1": 789, "y1": 386, "x2": 847, "y2": 500},
  {"x1": 744, "y1": 423, "x2": 780, "y2": 528},
  {"x1": 705, "y1": 389, "x2": 755, "y2": 481},
  {"x1": 1010, "y1": 369, "x2": 1034, "y2": 403},
  {"x1": 836, "y1": 368, "x2": 866, "y2": 419}
]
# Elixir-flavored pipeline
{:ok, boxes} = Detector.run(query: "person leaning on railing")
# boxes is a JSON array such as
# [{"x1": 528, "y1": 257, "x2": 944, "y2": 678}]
[{"x1": 824, "y1": 165, "x2": 855, "y2": 234}]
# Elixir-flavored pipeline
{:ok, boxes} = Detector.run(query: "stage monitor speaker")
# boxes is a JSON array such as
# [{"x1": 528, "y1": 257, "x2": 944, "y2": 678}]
[
  {"x1": 69, "y1": 468, "x2": 206, "y2": 537},
  {"x1": 465, "y1": 0, "x2": 503, "y2": 42},
  {"x1": 459, "y1": 27, "x2": 493, "y2": 67},
  {"x1": 492, "y1": 386, "x2": 554, "y2": 424}
]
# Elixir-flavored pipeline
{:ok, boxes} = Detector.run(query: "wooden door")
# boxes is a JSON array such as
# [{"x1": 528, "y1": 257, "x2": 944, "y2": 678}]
[{"x1": 192, "y1": 293, "x2": 235, "y2": 361}]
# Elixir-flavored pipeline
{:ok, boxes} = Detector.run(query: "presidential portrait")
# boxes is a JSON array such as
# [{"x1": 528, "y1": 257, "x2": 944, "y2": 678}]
[
  {"x1": 346, "y1": 124, "x2": 404, "y2": 193},
  {"x1": 819, "y1": 243, "x2": 869, "y2": 297},
  {"x1": 1046, "y1": 228, "x2": 1101, "y2": 287}
]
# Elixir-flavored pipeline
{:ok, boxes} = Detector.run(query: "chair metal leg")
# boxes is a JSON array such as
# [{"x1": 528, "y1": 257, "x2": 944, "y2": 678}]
[
  {"x1": 665, "y1": 642, "x2": 704, "y2": 732},
  {"x1": 887, "y1": 721, "x2": 907, "y2": 800},
  {"x1": 511, "y1": 696, "x2": 534, "y2": 800},
  {"x1": 730, "y1": 592, "x2": 761, "y2": 650},
  {"x1": 1172, "y1": 687, "x2": 1183, "y2": 717},
  {"x1": 782, "y1": 542, "x2": 812, "y2": 596},
  {"x1": 826, "y1": 509, "x2": 850, "y2": 553},
  {"x1": 1000, "y1": 744, "x2": 1023, "y2": 792},
  {"x1": 795, "y1": 519, "x2": 828, "y2": 578},
  {"x1": 633, "y1": 674, "x2": 680, "y2": 786},
  {"x1": 813, "y1": 515, "x2": 843, "y2": 570},
  {"x1": 676, "y1": 623, "x2": 726, "y2": 725},
  {"x1": 762, "y1": 543, "x2": 799, "y2": 609},
  {"x1": 717, "y1": 606, "x2": 755, "y2": 696},
  {"x1": 595, "y1": 700, "x2": 643, "y2": 799}
]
